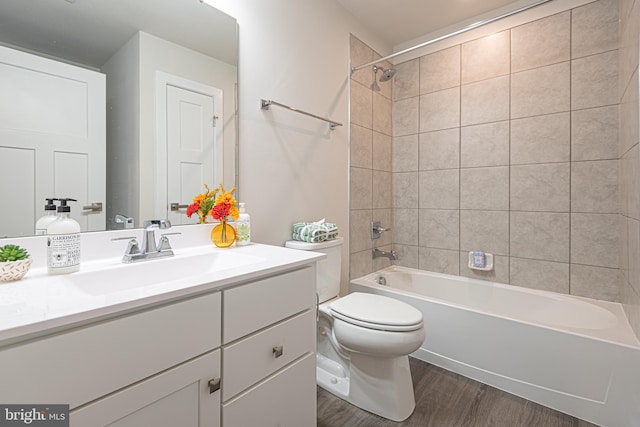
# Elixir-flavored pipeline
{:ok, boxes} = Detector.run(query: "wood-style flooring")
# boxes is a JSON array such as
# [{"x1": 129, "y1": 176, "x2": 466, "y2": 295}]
[{"x1": 317, "y1": 357, "x2": 596, "y2": 427}]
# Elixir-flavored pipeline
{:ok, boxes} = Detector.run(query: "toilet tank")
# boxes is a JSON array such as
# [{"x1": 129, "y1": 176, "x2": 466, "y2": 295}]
[{"x1": 284, "y1": 237, "x2": 343, "y2": 303}]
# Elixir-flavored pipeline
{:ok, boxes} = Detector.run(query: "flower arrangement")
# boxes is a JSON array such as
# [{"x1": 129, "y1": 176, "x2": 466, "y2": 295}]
[
  {"x1": 186, "y1": 184, "x2": 218, "y2": 224},
  {"x1": 186, "y1": 184, "x2": 239, "y2": 224}
]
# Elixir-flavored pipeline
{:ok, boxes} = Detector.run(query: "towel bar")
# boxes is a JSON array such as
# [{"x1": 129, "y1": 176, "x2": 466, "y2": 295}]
[{"x1": 260, "y1": 99, "x2": 343, "y2": 130}]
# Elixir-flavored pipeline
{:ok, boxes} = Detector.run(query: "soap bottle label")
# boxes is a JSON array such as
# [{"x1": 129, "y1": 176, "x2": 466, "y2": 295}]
[
  {"x1": 236, "y1": 221, "x2": 250, "y2": 245},
  {"x1": 47, "y1": 233, "x2": 81, "y2": 269}
]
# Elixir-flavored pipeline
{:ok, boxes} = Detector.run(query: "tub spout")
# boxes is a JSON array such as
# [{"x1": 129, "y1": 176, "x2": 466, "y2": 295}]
[{"x1": 373, "y1": 248, "x2": 397, "y2": 260}]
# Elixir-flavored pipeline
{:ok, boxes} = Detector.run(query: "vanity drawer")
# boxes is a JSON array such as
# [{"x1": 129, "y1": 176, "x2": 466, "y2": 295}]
[
  {"x1": 222, "y1": 308, "x2": 315, "y2": 401},
  {"x1": 222, "y1": 352, "x2": 316, "y2": 427},
  {"x1": 0, "y1": 292, "x2": 221, "y2": 409},
  {"x1": 223, "y1": 266, "x2": 315, "y2": 343}
]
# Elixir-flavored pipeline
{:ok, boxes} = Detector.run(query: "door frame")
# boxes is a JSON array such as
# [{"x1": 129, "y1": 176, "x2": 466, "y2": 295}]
[{"x1": 154, "y1": 71, "x2": 223, "y2": 219}]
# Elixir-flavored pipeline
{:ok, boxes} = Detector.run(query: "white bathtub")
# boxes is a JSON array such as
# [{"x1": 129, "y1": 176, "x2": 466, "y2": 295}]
[{"x1": 350, "y1": 266, "x2": 640, "y2": 427}]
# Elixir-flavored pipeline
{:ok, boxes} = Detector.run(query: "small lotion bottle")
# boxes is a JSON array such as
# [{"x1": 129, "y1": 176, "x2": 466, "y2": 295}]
[
  {"x1": 35, "y1": 198, "x2": 58, "y2": 235},
  {"x1": 236, "y1": 203, "x2": 251, "y2": 246},
  {"x1": 47, "y1": 198, "x2": 81, "y2": 274}
]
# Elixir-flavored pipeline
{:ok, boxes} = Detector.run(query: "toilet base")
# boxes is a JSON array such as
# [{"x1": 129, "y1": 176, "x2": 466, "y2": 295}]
[{"x1": 316, "y1": 352, "x2": 416, "y2": 422}]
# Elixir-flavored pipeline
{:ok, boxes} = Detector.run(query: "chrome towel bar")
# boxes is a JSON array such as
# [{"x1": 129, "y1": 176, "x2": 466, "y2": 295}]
[{"x1": 260, "y1": 99, "x2": 343, "y2": 130}]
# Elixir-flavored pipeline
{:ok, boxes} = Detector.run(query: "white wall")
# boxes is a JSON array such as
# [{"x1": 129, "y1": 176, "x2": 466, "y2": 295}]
[{"x1": 214, "y1": 0, "x2": 388, "y2": 291}]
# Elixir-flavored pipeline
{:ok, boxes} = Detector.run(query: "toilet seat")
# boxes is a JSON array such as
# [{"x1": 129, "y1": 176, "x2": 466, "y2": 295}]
[{"x1": 329, "y1": 292, "x2": 423, "y2": 332}]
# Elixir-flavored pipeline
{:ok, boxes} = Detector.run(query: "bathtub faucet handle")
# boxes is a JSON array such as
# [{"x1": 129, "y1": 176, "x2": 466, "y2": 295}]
[{"x1": 371, "y1": 221, "x2": 391, "y2": 239}]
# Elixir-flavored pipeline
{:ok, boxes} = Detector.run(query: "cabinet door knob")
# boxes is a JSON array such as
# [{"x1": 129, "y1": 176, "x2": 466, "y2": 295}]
[
  {"x1": 208, "y1": 377, "x2": 221, "y2": 394},
  {"x1": 273, "y1": 345, "x2": 283, "y2": 358}
]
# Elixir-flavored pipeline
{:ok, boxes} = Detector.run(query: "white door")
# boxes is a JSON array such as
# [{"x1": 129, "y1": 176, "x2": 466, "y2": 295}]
[
  {"x1": 155, "y1": 73, "x2": 223, "y2": 224},
  {"x1": 0, "y1": 45, "x2": 105, "y2": 237}
]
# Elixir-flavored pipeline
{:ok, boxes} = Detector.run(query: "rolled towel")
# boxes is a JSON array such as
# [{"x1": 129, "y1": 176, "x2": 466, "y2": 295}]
[{"x1": 292, "y1": 219, "x2": 338, "y2": 243}]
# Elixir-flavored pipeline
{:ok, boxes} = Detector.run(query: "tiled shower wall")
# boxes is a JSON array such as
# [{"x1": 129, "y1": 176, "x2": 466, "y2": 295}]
[
  {"x1": 619, "y1": 0, "x2": 640, "y2": 337},
  {"x1": 350, "y1": 0, "x2": 623, "y2": 303}
]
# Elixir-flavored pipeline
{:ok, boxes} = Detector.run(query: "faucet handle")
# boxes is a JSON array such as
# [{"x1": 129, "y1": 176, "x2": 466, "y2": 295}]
[{"x1": 158, "y1": 232, "x2": 181, "y2": 252}]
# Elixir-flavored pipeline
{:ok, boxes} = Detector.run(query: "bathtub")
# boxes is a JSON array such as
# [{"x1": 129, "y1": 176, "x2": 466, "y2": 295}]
[{"x1": 350, "y1": 266, "x2": 640, "y2": 427}]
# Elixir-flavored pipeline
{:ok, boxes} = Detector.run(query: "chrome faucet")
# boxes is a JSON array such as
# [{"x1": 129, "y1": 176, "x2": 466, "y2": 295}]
[
  {"x1": 373, "y1": 248, "x2": 397, "y2": 260},
  {"x1": 114, "y1": 219, "x2": 179, "y2": 263}
]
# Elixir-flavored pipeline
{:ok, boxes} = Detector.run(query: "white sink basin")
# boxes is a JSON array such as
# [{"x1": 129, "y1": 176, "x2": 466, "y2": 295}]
[{"x1": 67, "y1": 250, "x2": 264, "y2": 296}]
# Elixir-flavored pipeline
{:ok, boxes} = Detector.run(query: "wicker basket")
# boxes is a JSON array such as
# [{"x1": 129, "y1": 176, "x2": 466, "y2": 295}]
[{"x1": 0, "y1": 258, "x2": 33, "y2": 282}]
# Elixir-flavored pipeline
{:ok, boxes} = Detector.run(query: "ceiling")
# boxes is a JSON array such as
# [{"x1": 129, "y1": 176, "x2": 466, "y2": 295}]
[{"x1": 337, "y1": 0, "x2": 539, "y2": 47}]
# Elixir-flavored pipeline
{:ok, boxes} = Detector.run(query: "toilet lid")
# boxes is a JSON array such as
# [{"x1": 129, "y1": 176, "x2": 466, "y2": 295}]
[{"x1": 329, "y1": 292, "x2": 423, "y2": 332}]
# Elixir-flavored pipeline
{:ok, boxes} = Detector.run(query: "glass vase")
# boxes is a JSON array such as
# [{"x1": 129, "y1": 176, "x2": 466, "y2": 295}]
[{"x1": 211, "y1": 220, "x2": 236, "y2": 248}]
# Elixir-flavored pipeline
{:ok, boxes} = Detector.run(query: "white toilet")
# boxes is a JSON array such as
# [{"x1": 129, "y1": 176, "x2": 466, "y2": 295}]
[{"x1": 285, "y1": 237, "x2": 425, "y2": 422}]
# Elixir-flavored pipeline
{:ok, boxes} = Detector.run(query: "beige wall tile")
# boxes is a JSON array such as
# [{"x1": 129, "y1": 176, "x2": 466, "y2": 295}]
[
  {"x1": 420, "y1": 87, "x2": 460, "y2": 132},
  {"x1": 460, "y1": 210, "x2": 509, "y2": 255},
  {"x1": 627, "y1": 218, "x2": 640, "y2": 296},
  {"x1": 373, "y1": 170, "x2": 392, "y2": 209},
  {"x1": 351, "y1": 80, "x2": 372, "y2": 128},
  {"x1": 372, "y1": 91, "x2": 392, "y2": 135},
  {"x1": 393, "y1": 97, "x2": 419, "y2": 136},
  {"x1": 350, "y1": 167, "x2": 372, "y2": 209},
  {"x1": 461, "y1": 121, "x2": 509, "y2": 168},
  {"x1": 393, "y1": 244, "x2": 419, "y2": 269},
  {"x1": 350, "y1": 249, "x2": 373, "y2": 280},
  {"x1": 393, "y1": 134, "x2": 418, "y2": 172},
  {"x1": 419, "y1": 169, "x2": 460, "y2": 209},
  {"x1": 619, "y1": 69, "x2": 639, "y2": 156},
  {"x1": 461, "y1": 30, "x2": 510, "y2": 84},
  {"x1": 419, "y1": 128, "x2": 460, "y2": 171},
  {"x1": 393, "y1": 172, "x2": 418, "y2": 208},
  {"x1": 460, "y1": 166, "x2": 509, "y2": 210},
  {"x1": 459, "y1": 252, "x2": 509, "y2": 284},
  {"x1": 419, "y1": 45, "x2": 460, "y2": 94},
  {"x1": 510, "y1": 212, "x2": 570, "y2": 262},
  {"x1": 510, "y1": 112, "x2": 570, "y2": 164},
  {"x1": 394, "y1": 59, "x2": 419, "y2": 101},
  {"x1": 350, "y1": 124, "x2": 372, "y2": 168},
  {"x1": 461, "y1": 75, "x2": 509, "y2": 126},
  {"x1": 570, "y1": 264, "x2": 620, "y2": 301},
  {"x1": 571, "y1": 0, "x2": 619, "y2": 59},
  {"x1": 511, "y1": 62, "x2": 570, "y2": 118},
  {"x1": 350, "y1": 209, "x2": 373, "y2": 253},
  {"x1": 419, "y1": 247, "x2": 460, "y2": 275},
  {"x1": 419, "y1": 209, "x2": 459, "y2": 250},
  {"x1": 571, "y1": 106, "x2": 618, "y2": 161},
  {"x1": 373, "y1": 131, "x2": 392, "y2": 172},
  {"x1": 572, "y1": 50, "x2": 618, "y2": 110},
  {"x1": 511, "y1": 163, "x2": 570, "y2": 212},
  {"x1": 626, "y1": 146, "x2": 640, "y2": 220},
  {"x1": 510, "y1": 257, "x2": 569, "y2": 293},
  {"x1": 571, "y1": 160, "x2": 618, "y2": 213},
  {"x1": 394, "y1": 208, "x2": 419, "y2": 245},
  {"x1": 350, "y1": 35, "x2": 374, "y2": 88},
  {"x1": 571, "y1": 213, "x2": 619, "y2": 268},
  {"x1": 511, "y1": 12, "x2": 570, "y2": 72}
]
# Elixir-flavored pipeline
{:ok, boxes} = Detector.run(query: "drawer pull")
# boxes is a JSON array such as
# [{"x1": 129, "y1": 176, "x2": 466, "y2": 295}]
[
  {"x1": 208, "y1": 377, "x2": 221, "y2": 394},
  {"x1": 273, "y1": 345, "x2": 284, "y2": 358}
]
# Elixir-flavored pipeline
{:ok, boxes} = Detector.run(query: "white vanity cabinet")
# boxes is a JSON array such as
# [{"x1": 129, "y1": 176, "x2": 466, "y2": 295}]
[
  {"x1": 0, "y1": 262, "x2": 318, "y2": 427},
  {"x1": 221, "y1": 266, "x2": 317, "y2": 426}
]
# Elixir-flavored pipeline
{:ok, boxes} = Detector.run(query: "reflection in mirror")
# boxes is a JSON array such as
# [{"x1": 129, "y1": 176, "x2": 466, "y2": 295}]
[{"x1": 0, "y1": 0, "x2": 238, "y2": 238}]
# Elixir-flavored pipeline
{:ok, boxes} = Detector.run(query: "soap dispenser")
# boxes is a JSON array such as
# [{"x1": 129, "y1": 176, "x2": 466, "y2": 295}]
[
  {"x1": 236, "y1": 203, "x2": 251, "y2": 246},
  {"x1": 35, "y1": 198, "x2": 58, "y2": 235},
  {"x1": 47, "y1": 198, "x2": 81, "y2": 274}
]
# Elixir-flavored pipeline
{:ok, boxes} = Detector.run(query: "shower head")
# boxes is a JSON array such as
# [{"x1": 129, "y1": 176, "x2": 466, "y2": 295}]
[
  {"x1": 379, "y1": 67, "x2": 397, "y2": 82},
  {"x1": 371, "y1": 65, "x2": 397, "y2": 91}
]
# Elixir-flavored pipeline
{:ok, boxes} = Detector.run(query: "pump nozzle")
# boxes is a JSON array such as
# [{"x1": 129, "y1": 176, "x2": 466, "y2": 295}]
[
  {"x1": 44, "y1": 198, "x2": 58, "y2": 211},
  {"x1": 57, "y1": 198, "x2": 77, "y2": 213}
]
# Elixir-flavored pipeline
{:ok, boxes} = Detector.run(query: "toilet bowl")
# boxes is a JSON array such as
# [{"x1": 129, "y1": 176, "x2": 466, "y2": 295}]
[{"x1": 284, "y1": 238, "x2": 426, "y2": 421}]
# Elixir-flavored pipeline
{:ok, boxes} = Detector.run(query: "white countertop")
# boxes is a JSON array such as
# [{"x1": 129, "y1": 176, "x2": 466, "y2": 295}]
[{"x1": 0, "y1": 239, "x2": 324, "y2": 346}]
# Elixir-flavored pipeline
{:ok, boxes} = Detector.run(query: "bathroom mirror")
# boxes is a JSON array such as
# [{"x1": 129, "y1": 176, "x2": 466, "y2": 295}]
[{"x1": 0, "y1": 0, "x2": 238, "y2": 238}]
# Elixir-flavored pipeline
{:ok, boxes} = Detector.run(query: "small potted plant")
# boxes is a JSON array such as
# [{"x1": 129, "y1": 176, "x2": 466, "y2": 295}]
[{"x1": 0, "y1": 244, "x2": 33, "y2": 282}]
